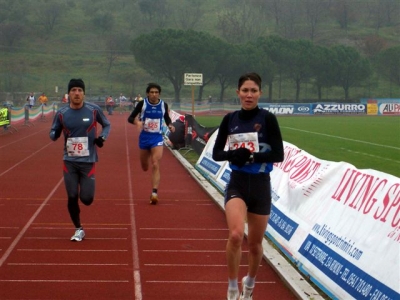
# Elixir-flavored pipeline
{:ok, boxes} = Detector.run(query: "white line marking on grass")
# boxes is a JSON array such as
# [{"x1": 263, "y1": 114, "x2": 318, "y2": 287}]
[
  {"x1": 341, "y1": 148, "x2": 400, "y2": 164},
  {"x1": 0, "y1": 178, "x2": 64, "y2": 267},
  {"x1": 283, "y1": 127, "x2": 400, "y2": 150}
]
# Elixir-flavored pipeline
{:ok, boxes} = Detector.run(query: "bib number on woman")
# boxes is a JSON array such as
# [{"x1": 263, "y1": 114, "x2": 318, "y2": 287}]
[
  {"x1": 228, "y1": 132, "x2": 259, "y2": 152},
  {"x1": 66, "y1": 137, "x2": 89, "y2": 157}
]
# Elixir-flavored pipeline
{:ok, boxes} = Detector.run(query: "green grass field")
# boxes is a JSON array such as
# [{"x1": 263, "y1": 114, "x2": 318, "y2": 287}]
[{"x1": 194, "y1": 115, "x2": 400, "y2": 178}]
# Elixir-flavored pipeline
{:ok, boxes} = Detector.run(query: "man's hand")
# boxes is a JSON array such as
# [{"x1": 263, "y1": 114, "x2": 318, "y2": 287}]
[
  {"x1": 229, "y1": 147, "x2": 251, "y2": 168},
  {"x1": 94, "y1": 136, "x2": 105, "y2": 148}
]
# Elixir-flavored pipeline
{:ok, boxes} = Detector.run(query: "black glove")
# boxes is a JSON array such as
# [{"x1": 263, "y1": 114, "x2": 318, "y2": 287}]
[
  {"x1": 228, "y1": 147, "x2": 251, "y2": 168},
  {"x1": 93, "y1": 136, "x2": 105, "y2": 148}
]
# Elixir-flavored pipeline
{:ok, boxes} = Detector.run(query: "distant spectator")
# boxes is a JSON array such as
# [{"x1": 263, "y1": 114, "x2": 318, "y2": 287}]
[
  {"x1": 38, "y1": 92, "x2": 48, "y2": 106},
  {"x1": 165, "y1": 115, "x2": 185, "y2": 150},
  {"x1": 134, "y1": 93, "x2": 143, "y2": 107},
  {"x1": 105, "y1": 95, "x2": 115, "y2": 115},
  {"x1": 26, "y1": 92, "x2": 35, "y2": 109},
  {"x1": 62, "y1": 94, "x2": 69, "y2": 103}
]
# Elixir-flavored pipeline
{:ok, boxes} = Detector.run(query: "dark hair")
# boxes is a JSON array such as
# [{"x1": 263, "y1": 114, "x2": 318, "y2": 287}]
[
  {"x1": 146, "y1": 82, "x2": 161, "y2": 94},
  {"x1": 237, "y1": 72, "x2": 262, "y2": 90}
]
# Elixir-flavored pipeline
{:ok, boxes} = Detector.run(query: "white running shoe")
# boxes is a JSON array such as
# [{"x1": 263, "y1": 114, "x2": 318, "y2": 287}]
[
  {"x1": 71, "y1": 228, "x2": 85, "y2": 242},
  {"x1": 227, "y1": 288, "x2": 239, "y2": 300},
  {"x1": 240, "y1": 277, "x2": 254, "y2": 300},
  {"x1": 150, "y1": 193, "x2": 158, "y2": 205}
]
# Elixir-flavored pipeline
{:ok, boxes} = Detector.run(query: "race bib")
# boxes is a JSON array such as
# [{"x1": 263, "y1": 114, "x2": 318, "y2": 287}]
[
  {"x1": 228, "y1": 132, "x2": 259, "y2": 152},
  {"x1": 66, "y1": 137, "x2": 89, "y2": 157},
  {"x1": 143, "y1": 118, "x2": 161, "y2": 133}
]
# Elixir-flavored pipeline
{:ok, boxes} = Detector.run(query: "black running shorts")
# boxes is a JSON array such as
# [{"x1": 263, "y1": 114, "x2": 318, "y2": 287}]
[{"x1": 224, "y1": 170, "x2": 271, "y2": 215}]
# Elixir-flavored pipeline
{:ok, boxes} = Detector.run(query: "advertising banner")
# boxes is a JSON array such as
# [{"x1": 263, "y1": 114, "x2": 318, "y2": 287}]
[
  {"x1": 260, "y1": 104, "x2": 312, "y2": 115},
  {"x1": 312, "y1": 103, "x2": 367, "y2": 115},
  {"x1": 196, "y1": 132, "x2": 400, "y2": 300}
]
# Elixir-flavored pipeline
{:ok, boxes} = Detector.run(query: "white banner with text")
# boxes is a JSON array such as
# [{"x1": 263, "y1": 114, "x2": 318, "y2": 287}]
[{"x1": 195, "y1": 131, "x2": 399, "y2": 300}]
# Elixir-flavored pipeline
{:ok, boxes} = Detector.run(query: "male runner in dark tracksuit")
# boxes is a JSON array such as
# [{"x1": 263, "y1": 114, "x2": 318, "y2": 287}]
[{"x1": 50, "y1": 79, "x2": 111, "y2": 241}]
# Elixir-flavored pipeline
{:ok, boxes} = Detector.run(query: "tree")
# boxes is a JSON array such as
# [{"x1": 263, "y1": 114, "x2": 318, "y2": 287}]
[
  {"x1": 374, "y1": 46, "x2": 400, "y2": 87},
  {"x1": 304, "y1": 0, "x2": 331, "y2": 41},
  {"x1": 310, "y1": 45, "x2": 337, "y2": 100},
  {"x1": 35, "y1": 0, "x2": 67, "y2": 37},
  {"x1": 0, "y1": 22, "x2": 24, "y2": 49},
  {"x1": 92, "y1": 11, "x2": 115, "y2": 34},
  {"x1": 131, "y1": 29, "x2": 225, "y2": 103},
  {"x1": 172, "y1": 0, "x2": 205, "y2": 30},
  {"x1": 329, "y1": 0, "x2": 358, "y2": 31},
  {"x1": 331, "y1": 45, "x2": 372, "y2": 100},
  {"x1": 279, "y1": 39, "x2": 315, "y2": 101},
  {"x1": 216, "y1": 0, "x2": 268, "y2": 44}
]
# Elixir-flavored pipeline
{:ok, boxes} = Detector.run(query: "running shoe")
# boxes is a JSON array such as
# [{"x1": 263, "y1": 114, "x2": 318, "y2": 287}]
[
  {"x1": 227, "y1": 288, "x2": 239, "y2": 300},
  {"x1": 150, "y1": 193, "x2": 158, "y2": 205},
  {"x1": 70, "y1": 228, "x2": 85, "y2": 242},
  {"x1": 240, "y1": 277, "x2": 253, "y2": 300}
]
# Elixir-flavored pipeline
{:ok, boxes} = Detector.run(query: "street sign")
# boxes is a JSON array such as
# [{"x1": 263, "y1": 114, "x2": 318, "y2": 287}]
[{"x1": 184, "y1": 73, "x2": 203, "y2": 86}]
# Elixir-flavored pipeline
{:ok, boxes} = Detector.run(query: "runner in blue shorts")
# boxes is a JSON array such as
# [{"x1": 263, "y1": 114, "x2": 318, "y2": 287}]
[
  {"x1": 50, "y1": 78, "x2": 111, "y2": 242},
  {"x1": 127, "y1": 82, "x2": 175, "y2": 205},
  {"x1": 212, "y1": 72, "x2": 284, "y2": 300}
]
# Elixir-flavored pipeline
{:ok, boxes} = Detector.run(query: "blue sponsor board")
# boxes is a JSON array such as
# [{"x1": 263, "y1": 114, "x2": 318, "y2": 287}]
[
  {"x1": 293, "y1": 104, "x2": 312, "y2": 115},
  {"x1": 199, "y1": 157, "x2": 221, "y2": 175},
  {"x1": 220, "y1": 168, "x2": 231, "y2": 184},
  {"x1": 312, "y1": 103, "x2": 366, "y2": 114},
  {"x1": 259, "y1": 104, "x2": 312, "y2": 115},
  {"x1": 299, "y1": 236, "x2": 399, "y2": 300},
  {"x1": 268, "y1": 206, "x2": 298, "y2": 241}
]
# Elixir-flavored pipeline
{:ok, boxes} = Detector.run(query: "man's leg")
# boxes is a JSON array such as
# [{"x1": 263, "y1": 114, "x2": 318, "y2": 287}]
[
  {"x1": 79, "y1": 162, "x2": 96, "y2": 206},
  {"x1": 150, "y1": 145, "x2": 163, "y2": 190},
  {"x1": 63, "y1": 161, "x2": 81, "y2": 229}
]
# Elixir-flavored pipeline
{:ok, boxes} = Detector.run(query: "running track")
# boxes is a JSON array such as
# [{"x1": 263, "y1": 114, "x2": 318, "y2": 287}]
[{"x1": 0, "y1": 112, "x2": 321, "y2": 299}]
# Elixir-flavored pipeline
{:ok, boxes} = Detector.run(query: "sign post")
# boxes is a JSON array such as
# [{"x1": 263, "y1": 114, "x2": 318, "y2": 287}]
[{"x1": 184, "y1": 73, "x2": 203, "y2": 117}]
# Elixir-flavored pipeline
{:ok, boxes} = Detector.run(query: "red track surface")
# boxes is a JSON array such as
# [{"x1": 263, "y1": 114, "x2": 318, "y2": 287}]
[{"x1": 0, "y1": 113, "x2": 298, "y2": 299}]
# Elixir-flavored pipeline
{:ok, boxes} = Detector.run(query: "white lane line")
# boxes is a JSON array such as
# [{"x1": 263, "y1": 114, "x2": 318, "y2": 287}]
[
  {"x1": 0, "y1": 128, "x2": 48, "y2": 150},
  {"x1": 8, "y1": 263, "x2": 128, "y2": 266},
  {"x1": 0, "y1": 279, "x2": 129, "y2": 283},
  {"x1": 17, "y1": 249, "x2": 127, "y2": 252},
  {"x1": 0, "y1": 142, "x2": 54, "y2": 177},
  {"x1": 140, "y1": 228, "x2": 227, "y2": 231},
  {"x1": 143, "y1": 250, "x2": 227, "y2": 253},
  {"x1": 282, "y1": 127, "x2": 400, "y2": 150},
  {"x1": 146, "y1": 280, "x2": 276, "y2": 284},
  {"x1": 0, "y1": 177, "x2": 64, "y2": 267},
  {"x1": 144, "y1": 264, "x2": 251, "y2": 267},
  {"x1": 141, "y1": 238, "x2": 225, "y2": 241},
  {"x1": 25, "y1": 237, "x2": 127, "y2": 240},
  {"x1": 31, "y1": 227, "x2": 128, "y2": 230},
  {"x1": 125, "y1": 121, "x2": 142, "y2": 300}
]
